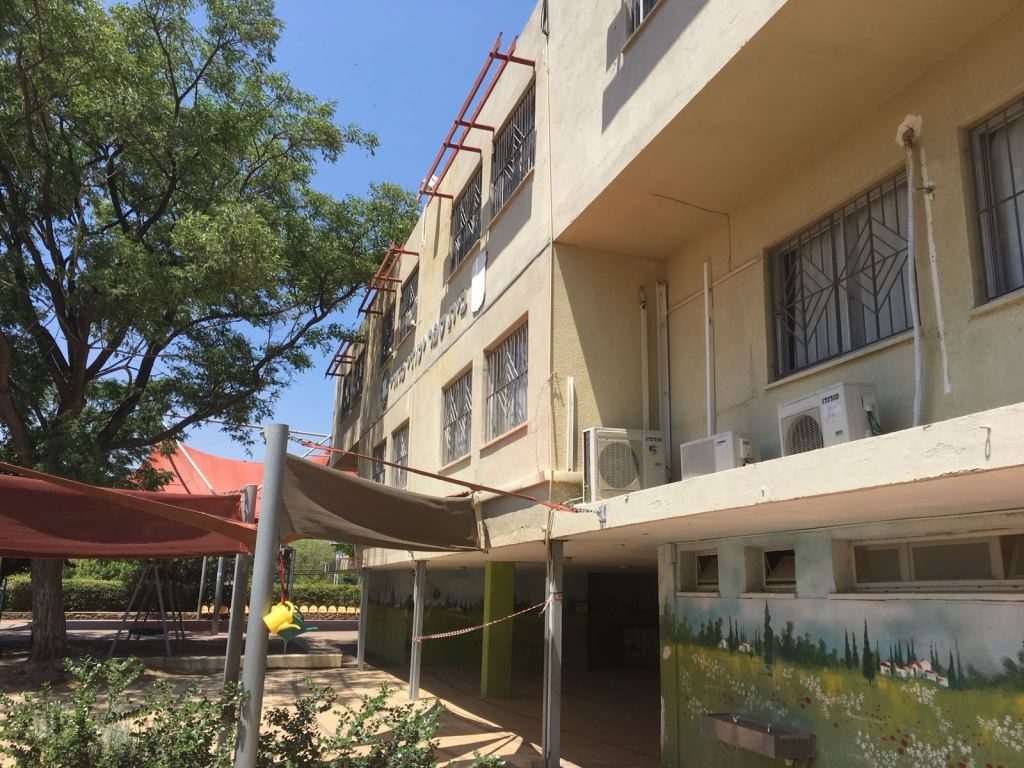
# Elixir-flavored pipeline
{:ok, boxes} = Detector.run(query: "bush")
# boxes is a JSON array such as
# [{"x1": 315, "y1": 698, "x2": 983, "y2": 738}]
[
  {"x1": 0, "y1": 658, "x2": 505, "y2": 767},
  {"x1": 289, "y1": 581, "x2": 360, "y2": 608},
  {"x1": 4, "y1": 576, "x2": 130, "y2": 612}
]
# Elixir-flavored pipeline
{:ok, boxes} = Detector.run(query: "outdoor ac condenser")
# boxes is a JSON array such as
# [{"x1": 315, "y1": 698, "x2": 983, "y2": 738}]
[
  {"x1": 777, "y1": 383, "x2": 879, "y2": 457},
  {"x1": 679, "y1": 431, "x2": 759, "y2": 480},
  {"x1": 582, "y1": 427, "x2": 666, "y2": 504}
]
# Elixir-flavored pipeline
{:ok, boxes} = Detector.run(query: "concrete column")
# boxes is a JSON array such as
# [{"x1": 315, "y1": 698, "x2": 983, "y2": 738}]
[
  {"x1": 480, "y1": 561, "x2": 515, "y2": 699},
  {"x1": 408, "y1": 561, "x2": 426, "y2": 701},
  {"x1": 542, "y1": 540, "x2": 563, "y2": 768}
]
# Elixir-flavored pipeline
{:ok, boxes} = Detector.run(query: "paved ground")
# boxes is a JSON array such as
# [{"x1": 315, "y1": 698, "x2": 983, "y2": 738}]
[{"x1": 0, "y1": 620, "x2": 660, "y2": 767}]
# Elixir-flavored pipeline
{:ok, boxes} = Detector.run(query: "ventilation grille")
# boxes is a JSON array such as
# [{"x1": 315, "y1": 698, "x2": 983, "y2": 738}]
[
  {"x1": 597, "y1": 439, "x2": 640, "y2": 490},
  {"x1": 681, "y1": 438, "x2": 717, "y2": 478},
  {"x1": 783, "y1": 410, "x2": 824, "y2": 455}
]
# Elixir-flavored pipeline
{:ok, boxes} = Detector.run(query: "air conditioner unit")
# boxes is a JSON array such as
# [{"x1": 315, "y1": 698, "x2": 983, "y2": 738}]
[
  {"x1": 679, "y1": 431, "x2": 760, "y2": 480},
  {"x1": 777, "y1": 383, "x2": 879, "y2": 457},
  {"x1": 582, "y1": 427, "x2": 665, "y2": 504}
]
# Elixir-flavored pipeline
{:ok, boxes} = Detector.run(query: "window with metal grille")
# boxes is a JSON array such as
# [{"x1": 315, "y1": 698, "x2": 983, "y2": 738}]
[
  {"x1": 970, "y1": 98, "x2": 1024, "y2": 301},
  {"x1": 768, "y1": 172, "x2": 912, "y2": 379},
  {"x1": 491, "y1": 83, "x2": 536, "y2": 217},
  {"x1": 391, "y1": 423, "x2": 409, "y2": 488},
  {"x1": 352, "y1": 352, "x2": 365, "y2": 398},
  {"x1": 379, "y1": 305, "x2": 394, "y2": 363},
  {"x1": 442, "y1": 370, "x2": 472, "y2": 465},
  {"x1": 398, "y1": 269, "x2": 418, "y2": 340},
  {"x1": 450, "y1": 169, "x2": 481, "y2": 274},
  {"x1": 626, "y1": 0, "x2": 661, "y2": 35},
  {"x1": 485, "y1": 323, "x2": 528, "y2": 440},
  {"x1": 371, "y1": 440, "x2": 386, "y2": 484}
]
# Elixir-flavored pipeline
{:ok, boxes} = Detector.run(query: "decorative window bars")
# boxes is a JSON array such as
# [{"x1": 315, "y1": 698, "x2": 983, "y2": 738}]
[
  {"x1": 485, "y1": 323, "x2": 528, "y2": 440},
  {"x1": 398, "y1": 269, "x2": 419, "y2": 340},
  {"x1": 371, "y1": 441, "x2": 386, "y2": 484},
  {"x1": 391, "y1": 424, "x2": 409, "y2": 488},
  {"x1": 768, "y1": 172, "x2": 912, "y2": 379},
  {"x1": 450, "y1": 169, "x2": 482, "y2": 275},
  {"x1": 970, "y1": 98, "x2": 1024, "y2": 301},
  {"x1": 491, "y1": 83, "x2": 536, "y2": 217},
  {"x1": 442, "y1": 370, "x2": 472, "y2": 465},
  {"x1": 379, "y1": 305, "x2": 394, "y2": 363}
]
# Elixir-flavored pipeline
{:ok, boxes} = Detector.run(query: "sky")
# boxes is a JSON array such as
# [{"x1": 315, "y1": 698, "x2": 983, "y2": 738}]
[{"x1": 186, "y1": 1, "x2": 536, "y2": 460}]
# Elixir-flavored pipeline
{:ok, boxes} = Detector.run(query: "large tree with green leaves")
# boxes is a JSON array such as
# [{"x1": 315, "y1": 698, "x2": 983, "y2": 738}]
[{"x1": 0, "y1": 0, "x2": 417, "y2": 662}]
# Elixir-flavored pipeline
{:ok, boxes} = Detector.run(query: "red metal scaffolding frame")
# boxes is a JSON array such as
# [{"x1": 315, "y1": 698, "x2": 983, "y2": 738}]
[
  {"x1": 418, "y1": 34, "x2": 535, "y2": 202},
  {"x1": 325, "y1": 338, "x2": 358, "y2": 379}
]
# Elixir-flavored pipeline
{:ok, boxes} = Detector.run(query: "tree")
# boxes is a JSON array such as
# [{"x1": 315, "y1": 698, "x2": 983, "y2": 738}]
[
  {"x1": 862, "y1": 621, "x2": 875, "y2": 682},
  {"x1": 844, "y1": 630, "x2": 852, "y2": 668},
  {"x1": 852, "y1": 634, "x2": 859, "y2": 669},
  {"x1": 762, "y1": 602, "x2": 775, "y2": 668},
  {"x1": 0, "y1": 0, "x2": 419, "y2": 662}
]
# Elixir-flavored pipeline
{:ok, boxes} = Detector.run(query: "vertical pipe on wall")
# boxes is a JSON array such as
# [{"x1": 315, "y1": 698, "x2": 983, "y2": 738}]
[
  {"x1": 233, "y1": 423, "x2": 288, "y2": 768},
  {"x1": 408, "y1": 560, "x2": 426, "y2": 701},
  {"x1": 703, "y1": 263, "x2": 716, "y2": 437},
  {"x1": 542, "y1": 539, "x2": 564, "y2": 768},
  {"x1": 565, "y1": 376, "x2": 575, "y2": 472},
  {"x1": 223, "y1": 484, "x2": 256, "y2": 686},
  {"x1": 920, "y1": 147, "x2": 952, "y2": 395},
  {"x1": 656, "y1": 282, "x2": 672, "y2": 481},
  {"x1": 640, "y1": 289, "x2": 650, "y2": 431}
]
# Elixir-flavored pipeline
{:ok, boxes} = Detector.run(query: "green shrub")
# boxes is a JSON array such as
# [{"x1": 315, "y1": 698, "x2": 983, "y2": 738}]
[
  {"x1": 4, "y1": 576, "x2": 130, "y2": 612},
  {"x1": 289, "y1": 581, "x2": 361, "y2": 608}
]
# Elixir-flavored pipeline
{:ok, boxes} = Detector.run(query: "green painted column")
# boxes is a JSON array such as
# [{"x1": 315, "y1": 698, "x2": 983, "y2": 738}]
[{"x1": 480, "y1": 561, "x2": 515, "y2": 699}]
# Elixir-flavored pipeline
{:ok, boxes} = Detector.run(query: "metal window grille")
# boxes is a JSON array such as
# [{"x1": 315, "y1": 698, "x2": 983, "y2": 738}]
[
  {"x1": 391, "y1": 424, "x2": 409, "y2": 489},
  {"x1": 486, "y1": 323, "x2": 528, "y2": 440},
  {"x1": 379, "y1": 367, "x2": 390, "y2": 410},
  {"x1": 768, "y1": 172, "x2": 911, "y2": 379},
  {"x1": 352, "y1": 353, "x2": 365, "y2": 398},
  {"x1": 379, "y1": 305, "x2": 394, "y2": 363},
  {"x1": 442, "y1": 370, "x2": 472, "y2": 465},
  {"x1": 398, "y1": 269, "x2": 418, "y2": 339},
  {"x1": 371, "y1": 441, "x2": 386, "y2": 484},
  {"x1": 341, "y1": 376, "x2": 353, "y2": 415},
  {"x1": 626, "y1": 0, "x2": 661, "y2": 34},
  {"x1": 970, "y1": 98, "x2": 1024, "y2": 301},
  {"x1": 450, "y1": 169, "x2": 481, "y2": 274},
  {"x1": 491, "y1": 83, "x2": 536, "y2": 217}
]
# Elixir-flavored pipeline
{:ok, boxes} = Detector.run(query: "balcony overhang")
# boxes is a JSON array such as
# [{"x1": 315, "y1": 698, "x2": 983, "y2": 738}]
[{"x1": 557, "y1": 0, "x2": 1022, "y2": 259}]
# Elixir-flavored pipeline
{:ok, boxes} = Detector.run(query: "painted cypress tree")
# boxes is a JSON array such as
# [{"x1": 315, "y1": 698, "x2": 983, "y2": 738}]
[
  {"x1": 763, "y1": 602, "x2": 775, "y2": 667},
  {"x1": 844, "y1": 631, "x2": 852, "y2": 668},
  {"x1": 852, "y1": 634, "x2": 860, "y2": 668},
  {"x1": 910, "y1": 637, "x2": 916, "y2": 661},
  {"x1": 862, "y1": 621, "x2": 876, "y2": 682},
  {"x1": 948, "y1": 651, "x2": 957, "y2": 687},
  {"x1": 956, "y1": 642, "x2": 964, "y2": 688},
  {"x1": 896, "y1": 641, "x2": 904, "y2": 668}
]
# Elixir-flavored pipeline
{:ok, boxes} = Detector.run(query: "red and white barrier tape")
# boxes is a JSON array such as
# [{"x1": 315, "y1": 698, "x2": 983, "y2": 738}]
[{"x1": 412, "y1": 595, "x2": 557, "y2": 643}]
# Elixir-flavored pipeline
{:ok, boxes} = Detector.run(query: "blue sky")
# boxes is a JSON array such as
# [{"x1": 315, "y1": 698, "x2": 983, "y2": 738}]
[{"x1": 186, "y1": 1, "x2": 535, "y2": 459}]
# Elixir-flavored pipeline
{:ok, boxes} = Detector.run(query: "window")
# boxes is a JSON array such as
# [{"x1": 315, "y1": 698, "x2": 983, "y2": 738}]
[
  {"x1": 696, "y1": 553, "x2": 719, "y2": 591},
  {"x1": 352, "y1": 352, "x2": 365, "y2": 399},
  {"x1": 341, "y1": 376, "x2": 353, "y2": 415},
  {"x1": 442, "y1": 370, "x2": 472, "y2": 465},
  {"x1": 852, "y1": 534, "x2": 1024, "y2": 590},
  {"x1": 677, "y1": 548, "x2": 719, "y2": 592},
  {"x1": 763, "y1": 549, "x2": 797, "y2": 592},
  {"x1": 450, "y1": 169, "x2": 481, "y2": 274},
  {"x1": 970, "y1": 98, "x2": 1024, "y2": 301},
  {"x1": 767, "y1": 172, "x2": 912, "y2": 379},
  {"x1": 391, "y1": 423, "x2": 409, "y2": 489},
  {"x1": 398, "y1": 269, "x2": 418, "y2": 340},
  {"x1": 626, "y1": 0, "x2": 661, "y2": 35},
  {"x1": 485, "y1": 323, "x2": 528, "y2": 440},
  {"x1": 491, "y1": 83, "x2": 536, "y2": 217},
  {"x1": 379, "y1": 305, "x2": 394, "y2": 363},
  {"x1": 379, "y1": 367, "x2": 390, "y2": 410},
  {"x1": 371, "y1": 440, "x2": 386, "y2": 484}
]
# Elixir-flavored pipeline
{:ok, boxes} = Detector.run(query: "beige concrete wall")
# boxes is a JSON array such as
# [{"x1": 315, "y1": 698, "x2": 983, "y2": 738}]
[{"x1": 660, "y1": 3, "x2": 1024, "y2": 462}]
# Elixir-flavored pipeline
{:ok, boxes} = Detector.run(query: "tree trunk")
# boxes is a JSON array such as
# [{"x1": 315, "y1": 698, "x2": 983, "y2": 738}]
[{"x1": 29, "y1": 558, "x2": 66, "y2": 663}]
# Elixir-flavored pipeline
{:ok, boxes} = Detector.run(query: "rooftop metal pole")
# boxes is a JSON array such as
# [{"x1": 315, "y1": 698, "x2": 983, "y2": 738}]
[
  {"x1": 408, "y1": 560, "x2": 426, "y2": 700},
  {"x1": 233, "y1": 424, "x2": 288, "y2": 768},
  {"x1": 223, "y1": 484, "x2": 256, "y2": 686}
]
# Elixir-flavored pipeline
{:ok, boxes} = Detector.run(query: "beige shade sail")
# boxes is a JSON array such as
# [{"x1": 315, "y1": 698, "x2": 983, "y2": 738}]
[{"x1": 279, "y1": 454, "x2": 480, "y2": 551}]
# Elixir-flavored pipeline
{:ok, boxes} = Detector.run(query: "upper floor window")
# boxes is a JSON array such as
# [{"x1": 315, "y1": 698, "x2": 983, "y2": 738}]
[
  {"x1": 970, "y1": 98, "x2": 1024, "y2": 301},
  {"x1": 442, "y1": 370, "x2": 472, "y2": 465},
  {"x1": 379, "y1": 367, "x2": 390, "y2": 410},
  {"x1": 491, "y1": 83, "x2": 536, "y2": 217},
  {"x1": 626, "y1": 0, "x2": 662, "y2": 35},
  {"x1": 371, "y1": 440, "x2": 386, "y2": 484},
  {"x1": 352, "y1": 352, "x2": 365, "y2": 398},
  {"x1": 391, "y1": 423, "x2": 409, "y2": 489},
  {"x1": 398, "y1": 269, "x2": 418, "y2": 340},
  {"x1": 485, "y1": 322, "x2": 528, "y2": 441},
  {"x1": 340, "y1": 376, "x2": 353, "y2": 416},
  {"x1": 450, "y1": 169, "x2": 481, "y2": 275},
  {"x1": 379, "y1": 305, "x2": 394, "y2": 363},
  {"x1": 767, "y1": 172, "x2": 911, "y2": 379}
]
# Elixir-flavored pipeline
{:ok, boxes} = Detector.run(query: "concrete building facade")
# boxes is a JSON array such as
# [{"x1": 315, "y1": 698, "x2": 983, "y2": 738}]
[{"x1": 331, "y1": 1, "x2": 1024, "y2": 765}]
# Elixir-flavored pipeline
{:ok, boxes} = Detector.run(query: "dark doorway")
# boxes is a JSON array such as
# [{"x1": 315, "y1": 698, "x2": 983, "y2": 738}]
[{"x1": 586, "y1": 571, "x2": 659, "y2": 670}]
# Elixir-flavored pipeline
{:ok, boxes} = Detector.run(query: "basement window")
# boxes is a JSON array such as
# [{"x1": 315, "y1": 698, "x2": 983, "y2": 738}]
[
  {"x1": 676, "y1": 548, "x2": 719, "y2": 593},
  {"x1": 695, "y1": 552, "x2": 719, "y2": 591},
  {"x1": 852, "y1": 534, "x2": 1024, "y2": 591},
  {"x1": 762, "y1": 549, "x2": 797, "y2": 592}
]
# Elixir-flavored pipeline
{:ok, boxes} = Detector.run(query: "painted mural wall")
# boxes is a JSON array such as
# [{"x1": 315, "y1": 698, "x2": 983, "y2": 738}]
[{"x1": 660, "y1": 592, "x2": 1024, "y2": 768}]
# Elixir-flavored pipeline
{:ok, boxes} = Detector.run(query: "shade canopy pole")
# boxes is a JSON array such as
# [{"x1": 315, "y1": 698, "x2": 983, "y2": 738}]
[
  {"x1": 409, "y1": 560, "x2": 426, "y2": 700},
  {"x1": 224, "y1": 484, "x2": 256, "y2": 686},
  {"x1": 356, "y1": 546, "x2": 368, "y2": 671},
  {"x1": 196, "y1": 556, "x2": 209, "y2": 619},
  {"x1": 233, "y1": 424, "x2": 288, "y2": 768},
  {"x1": 212, "y1": 556, "x2": 226, "y2": 633},
  {"x1": 542, "y1": 539, "x2": 563, "y2": 768}
]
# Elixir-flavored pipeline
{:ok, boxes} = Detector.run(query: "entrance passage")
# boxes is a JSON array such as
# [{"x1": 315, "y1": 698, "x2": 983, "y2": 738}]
[{"x1": 587, "y1": 572, "x2": 659, "y2": 671}]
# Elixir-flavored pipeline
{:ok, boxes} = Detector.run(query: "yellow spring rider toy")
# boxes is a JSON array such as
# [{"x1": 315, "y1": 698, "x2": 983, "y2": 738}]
[{"x1": 263, "y1": 600, "x2": 317, "y2": 651}]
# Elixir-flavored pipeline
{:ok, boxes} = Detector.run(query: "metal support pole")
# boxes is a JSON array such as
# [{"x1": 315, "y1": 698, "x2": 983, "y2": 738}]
[
  {"x1": 233, "y1": 424, "x2": 288, "y2": 768},
  {"x1": 356, "y1": 554, "x2": 369, "y2": 671},
  {"x1": 408, "y1": 561, "x2": 426, "y2": 701},
  {"x1": 211, "y1": 556, "x2": 226, "y2": 634},
  {"x1": 542, "y1": 540, "x2": 563, "y2": 768},
  {"x1": 196, "y1": 555, "x2": 209, "y2": 620},
  {"x1": 224, "y1": 484, "x2": 256, "y2": 686}
]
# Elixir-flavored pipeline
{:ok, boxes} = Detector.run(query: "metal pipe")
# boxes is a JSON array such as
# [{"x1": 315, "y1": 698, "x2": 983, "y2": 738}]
[
  {"x1": 408, "y1": 561, "x2": 426, "y2": 700},
  {"x1": 223, "y1": 484, "x2": 256, "y2": 686},
  {"x1": 541, "y1": 539, "x2": 563, "y2": 768},
  {"x1": 640, "y1": 288, "x2": 650, "y2": 431},
  {"x1": 703, "y1": 263, "x2": 716, "y2": 437},
  {"x1": 920, "y1": 147, "x2": 952, "y2": 395},
  {"x1": 356, "y1": 551, "x2": 369, "y2": 671},
  {"x1": 565, "y1": 376, "x2": 575, "y2": 472},
  {"x1": 656, "y1": 281, "x2": 672, "y2": 480},
  {"x1": 211, "y1": 556, "x2": 226, "y2": 634},
  {"x1": 233, "y1": 424, "x2": 288, "y2": 768},
  {"x1": 195, "y1": 556, "x2": 208, "y2": 620}
]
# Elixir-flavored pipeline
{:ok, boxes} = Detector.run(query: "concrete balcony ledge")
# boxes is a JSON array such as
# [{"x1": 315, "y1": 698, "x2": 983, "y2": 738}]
[{"x1": 556, "y1": 401, "x2": 1024, "y2": 543}]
